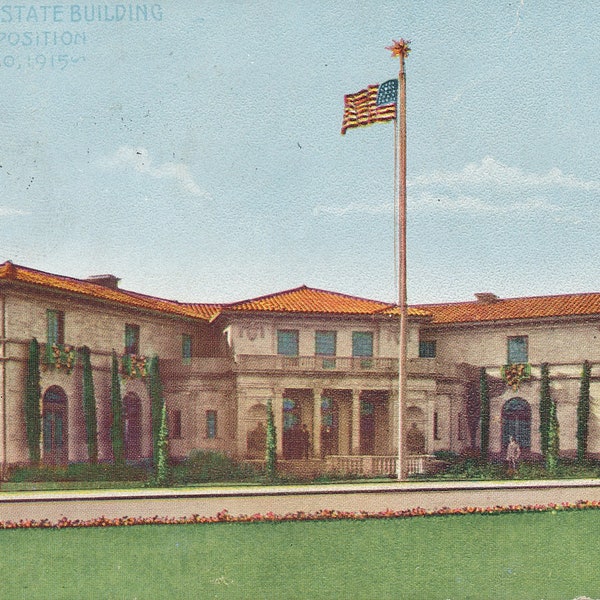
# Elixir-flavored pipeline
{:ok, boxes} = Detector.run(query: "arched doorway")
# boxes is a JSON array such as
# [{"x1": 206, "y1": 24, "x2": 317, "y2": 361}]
[
  {"x1": 43, "y1": 385, "x2": 68, "y2": 465},
  {"x1": 502, "y1": 397, "x2": 531, "y2": 449},
  {"x1": 123, "y1": 393, "x2": 142, "y2": 461}
]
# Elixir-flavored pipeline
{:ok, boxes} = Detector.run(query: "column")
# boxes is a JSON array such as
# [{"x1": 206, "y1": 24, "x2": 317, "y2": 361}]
[
  {"x1": 426, "y1": 394, "x2": 435, "y2": 455},
  {"x1": 390, "y1": 386, "x2": 399, "y2": 455},
  {"x1": 235, "y1": 391, "x2": 247, "y2": 457},
  {"x1": 313, "y1": 389, "x2": 322, "y2": 458},
  {"x1": 273, "y1": 388, "x2": 284, "y2": 457},
  {"x1": 351, "y1": 389, "x2": 361, "y2": 455}
]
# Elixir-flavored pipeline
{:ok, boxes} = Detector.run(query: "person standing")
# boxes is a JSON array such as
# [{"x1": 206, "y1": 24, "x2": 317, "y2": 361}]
[
  {"x1": 506, "y1": 435, "x2": 521, "y2": 470},
  {"x1": 301, "y1": 424, "x2": 310, "y2": 459}
]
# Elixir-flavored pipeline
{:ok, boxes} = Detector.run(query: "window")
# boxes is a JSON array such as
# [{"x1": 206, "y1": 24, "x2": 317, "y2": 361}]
[
  {"x1": 182, "y1": 334, "x2": 192, "y2": 364},
  {"x1": 352, "y1": 331, "x2": 373, "y2": 367},
  {"x1": 507, "y1": 336, "x2": 528, "y2": 364},
  {"x1": 352, "y1": 331, "x2": 373, "y2": 357},
  {"x1": 433, "y1": 411, "x2": 440, "y2": 440},
  {"x1": 125, "y1": 324, "x2": 140, "y2": 355},
  {"x1": 277, "y1": 330, "x2": 299, "y2": 356},
  {"x1": 169, "y1": 410, "x2": 182, "y2": 439},
  {"x1": 315, "y1": 331, "x2": 336, "y2": 356},
  {"x1": 47, "y1": 310, "x2": 64, "y2": 345},
  {"x1": 316, "y1": 331, "x2": 336, "y2": 368},
  {"x1": 419, "y1": 340, "x2": 437, "y2": 358},
  {"x1": 206, "y1": 410, "x2": 217, "y2": 439}
]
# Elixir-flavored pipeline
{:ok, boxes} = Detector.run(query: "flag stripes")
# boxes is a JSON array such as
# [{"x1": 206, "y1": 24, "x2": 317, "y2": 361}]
[{"x1": 341, "y1": 81, "x2": 397, "y2": 135}]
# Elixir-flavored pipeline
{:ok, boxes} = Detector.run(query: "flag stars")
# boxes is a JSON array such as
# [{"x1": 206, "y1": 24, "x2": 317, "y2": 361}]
[{"x1": 376, "y1": 79, "x2": 398, "y2": 106}]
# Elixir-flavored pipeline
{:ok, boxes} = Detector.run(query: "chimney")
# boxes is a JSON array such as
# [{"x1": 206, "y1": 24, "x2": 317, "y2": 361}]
[
  {"x1": 474, "y1": 292, "x2": 499, "y2": 304},
  {"x1": 86, "y1": 274, "x2": 120, "y2": 290}
]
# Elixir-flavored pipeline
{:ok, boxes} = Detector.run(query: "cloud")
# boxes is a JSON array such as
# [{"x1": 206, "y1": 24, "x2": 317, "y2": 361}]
[
  {"x1": 100, "y1": 146, "x2": 210, "y2": 199},
  {"x1": 408, "y1": 156, "x2": 600, "y2": 192},
  {"x1": 0, "y1": 207, "x2": 30, "y2": 217},
  {"x1": 313, "y1": 156, "x2": 592, "y2": 224},
  {"x1": 312, "y1": 194, "x2": 581, "y2": 223},
  {"x1": 410, "y1": 192, "x2": 582, "y2": 223}
]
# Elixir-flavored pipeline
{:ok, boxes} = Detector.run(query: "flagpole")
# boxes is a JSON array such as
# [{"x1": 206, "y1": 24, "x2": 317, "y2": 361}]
[{"x1": 388, "y1": 39, "x2": 410, "y2": 480}]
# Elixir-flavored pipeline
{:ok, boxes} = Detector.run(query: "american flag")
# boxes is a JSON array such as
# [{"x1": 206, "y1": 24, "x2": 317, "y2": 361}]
[{"x1": 341, "y1": 79, "x2": 398, "y2": 135}]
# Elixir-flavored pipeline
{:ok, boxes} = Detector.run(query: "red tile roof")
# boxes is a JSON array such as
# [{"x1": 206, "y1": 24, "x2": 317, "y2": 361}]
[
  {"x1": 414, "y1": 292, "x2": 600, "y2": 325},
  {"x1": 0, "y1": 261, "x2": 219, "y2": 321},
  {"x1": 179, "y1": 302, "x2": 224, "y2": 320},
  {"x1": 222, "y1": 285, "x2": 390, "y2": 315},
  {"x1": 219, "y1": 285, "x2": 427, "y2": 318},
  {"x1": 6, "y1": 261, "x2": 600, "y2": 325}
]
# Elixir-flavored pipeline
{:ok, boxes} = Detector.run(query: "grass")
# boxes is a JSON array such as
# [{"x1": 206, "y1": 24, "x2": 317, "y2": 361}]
[{"x1": 2, "y1": 511, "x2": 600, "y2": 599}]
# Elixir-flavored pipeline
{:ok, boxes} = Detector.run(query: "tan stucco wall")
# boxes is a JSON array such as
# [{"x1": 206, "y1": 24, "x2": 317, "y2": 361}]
[{"x1": 224, "y1": 314, "x2": 421, "y2": 359}]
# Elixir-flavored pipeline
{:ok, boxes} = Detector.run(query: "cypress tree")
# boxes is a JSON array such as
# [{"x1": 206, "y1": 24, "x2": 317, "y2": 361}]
[
  {"x1": 110, "y1": 350, "x2": 124, "y2": 465},
  {"x1": 539, "y1": 363, "x2": 551, "y2": 457},
  {"x1": 25, "y1": 338, "x2": 41, "y2": 465},
  {"x1": 546, "y1": 394, "x2": 560, "y2": 472},
  {"x1": 479, "y1": 367, "x2": 490, "y2": 461},
  {"x1": 147, "y1": 355, "x2": 163, "y2": 467},
  {"x1": 265, "y1": 398, "x2": 277, "y2": 481},
  {"x1": 155, "y1": 399, "x2": 169, "y2": 486},
  {"x1": 81, "y1": 346, "x2": 98, "y2": 463},
  {"x1": 577, "y1": 361, "x2": 591, "y2": 462}
]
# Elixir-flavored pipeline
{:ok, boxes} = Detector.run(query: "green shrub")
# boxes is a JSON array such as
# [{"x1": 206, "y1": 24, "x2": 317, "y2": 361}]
[
  {"x1": 422, "y1": 455, "x2": 600, "y2": 481},
  {"x1": 171, "y1": 450, "x2": 260, "y2": 484},
  {"x1": 265, "y1": 398, "x2": 277, "y2": 481},
  {"x1": 24, "y1": 338, "x2": 41, "y2": 465},
  {"x1": 8, "y1": 463, "x2": 149, "y2": 483},
  {"x1": 440, "y1": 458, "x2": 506, "y2": 480},
  {"x1": 432, "y1": 450, "x2": 459, "y2": 463}
]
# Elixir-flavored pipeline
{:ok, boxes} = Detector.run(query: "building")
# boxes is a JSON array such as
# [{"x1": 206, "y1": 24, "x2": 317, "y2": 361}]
[{"x1": 1, "y1": 260, "x2": 598, "y2": 474}]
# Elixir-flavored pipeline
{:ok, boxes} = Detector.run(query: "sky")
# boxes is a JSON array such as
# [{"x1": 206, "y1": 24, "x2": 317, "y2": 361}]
[{"x1": 1, "y1": 1, "x2": 599, "y2": 305}]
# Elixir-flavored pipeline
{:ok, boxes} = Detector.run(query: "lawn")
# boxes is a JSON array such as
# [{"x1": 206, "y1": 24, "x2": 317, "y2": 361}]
[{"x1": 2, "y1": 511, "x2": 600, "y2": 599}]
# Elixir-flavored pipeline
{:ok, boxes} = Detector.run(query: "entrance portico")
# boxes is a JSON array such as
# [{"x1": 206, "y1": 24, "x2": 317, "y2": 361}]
[{"x1": 278, "y1": 387, "x2": 392, "y2": 460}]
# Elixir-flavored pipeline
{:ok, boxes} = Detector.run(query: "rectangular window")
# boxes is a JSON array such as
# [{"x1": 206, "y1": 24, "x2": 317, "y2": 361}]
[
  {"x1": 277, "y1": 330, "x2": 299, "y2": 356},
  {"x1": 125, "y1": 324, "x2": 140, "y2": 355},
  {"x1": 352, "y1": 331, "x2": 373, "y2": 367},
  {"x1": 433, "y1": 412, "x2": 440, "y2": 440},
  {"x1": 182, "y1": 334, "x2": 192, "y2": 364},
  {"x1": 47, "y1": 310, "x2": 65, "y2": 345},
  {"x1": 419, "y1": 340, "x2": 437, "y2": 358},
  {"x1": 169, "y1": 410, "x2": 182, "y2": 439},
  {"x1": 507, "y1": 336, "x2": 528, "y2": 364},
  {"x1": 352, "y1": 331, "x2": 373, "y2": 357},
  {"x1": 315, "y1": 331, "x2": 336, "y2": 356},
  {"x1": 206, "y1": 410, "x2": 217, "y2": 439},
  {"x1": 316, "y1": 330, "x2": 336, "y2": 367}
]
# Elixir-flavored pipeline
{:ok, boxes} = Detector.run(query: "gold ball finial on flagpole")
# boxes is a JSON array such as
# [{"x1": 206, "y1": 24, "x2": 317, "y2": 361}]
[{"x1": 386, "y1": 39, "x2": 411, "y2": 58}]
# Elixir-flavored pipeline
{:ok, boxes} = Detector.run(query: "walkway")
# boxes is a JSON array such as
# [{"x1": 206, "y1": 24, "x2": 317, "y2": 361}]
[{"x1": 2, "y1": 479, "x2": 600, "y2": 522}]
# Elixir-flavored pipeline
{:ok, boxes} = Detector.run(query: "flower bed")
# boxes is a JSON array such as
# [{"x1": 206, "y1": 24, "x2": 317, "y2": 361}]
[{"x1": 2, "y1": 500, "x2": 600, "y2": 529}]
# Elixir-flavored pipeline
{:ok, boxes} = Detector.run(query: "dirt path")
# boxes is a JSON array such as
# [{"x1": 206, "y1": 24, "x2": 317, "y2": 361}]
[{"x1": 2, "y1": 480, "x2": 600, "y2": 522}]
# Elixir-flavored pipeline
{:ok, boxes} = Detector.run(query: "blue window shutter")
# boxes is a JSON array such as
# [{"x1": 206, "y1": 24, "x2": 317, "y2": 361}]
[
  {"x1": 508, "y1": 336, "x2": 528, "y2": 363},
  {"x1": 206, "y1": 410, "x2": 217, "y2": 439},
  {"x1": 419, "y1": 340, "x2": 436, "y2": 358},
  {"x1": 352, "y1": 332, "x2": 373, "y2": 357},
  {"x1": 182, "y1": 334, "x2": 192, "y2": 362},
  {"x1": 315, "y1": 331, "x2": 336, "y2": 356},
  {"x1": 47, "y1": 310, "x2": 64, "y2": 345},
  {"x1": 277, "y1": 330, "x2": 299, "y2": 356}
]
